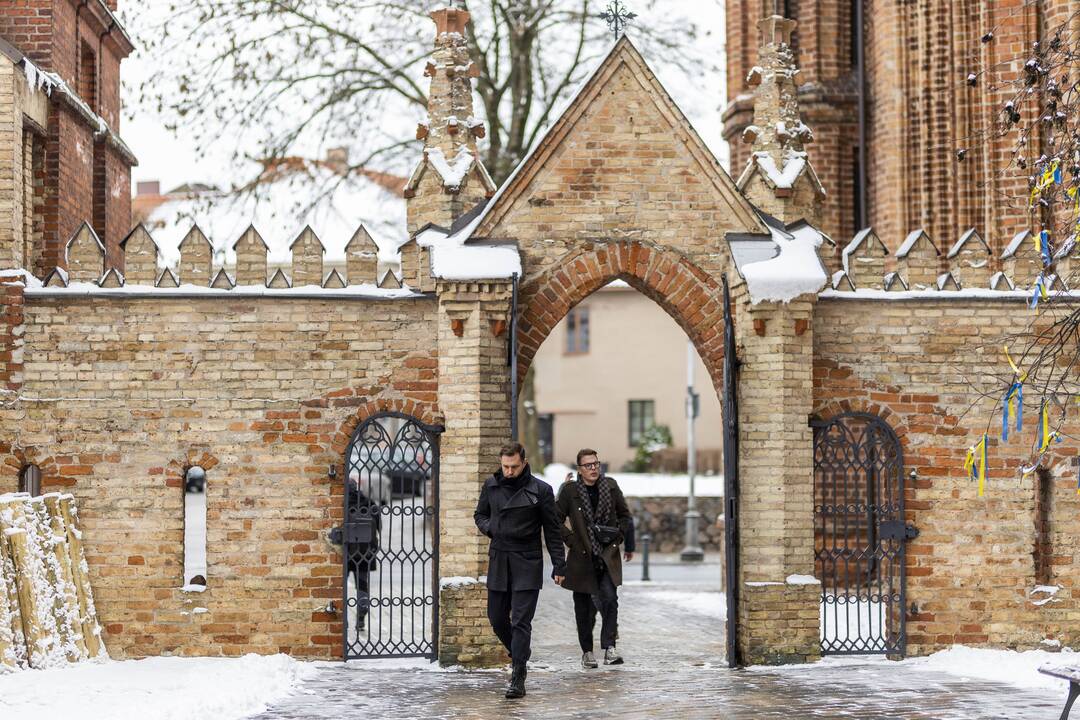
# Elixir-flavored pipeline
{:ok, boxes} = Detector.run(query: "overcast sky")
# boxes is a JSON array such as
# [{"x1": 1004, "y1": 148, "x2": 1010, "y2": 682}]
[{"x1": 117, "y1": 1, "x2": 729, "y2": 194}]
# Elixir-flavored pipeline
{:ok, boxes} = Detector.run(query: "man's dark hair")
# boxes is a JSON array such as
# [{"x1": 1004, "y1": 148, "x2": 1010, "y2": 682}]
[
  {"x1": 576, "y1": 448, "x2": 599, "y2": 466},
  {"x1": 500, "y1": 442, "x2": 526, "y2": 460}
]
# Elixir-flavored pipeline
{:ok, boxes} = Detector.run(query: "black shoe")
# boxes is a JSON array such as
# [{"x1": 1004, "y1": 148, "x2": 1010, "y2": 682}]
[{"x1": 505, "y1": 662, "x2": 527, "y2": 699}]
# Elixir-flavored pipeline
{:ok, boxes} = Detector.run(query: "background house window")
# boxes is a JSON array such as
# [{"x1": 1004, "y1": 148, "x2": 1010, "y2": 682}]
[
  {"x1": 184, "y1": 466, "x2": 207, "y2": 588},
  {"x1": 628, "y1": 400, "x2": 655, "y2": 447},
  {"x1": 18, "y1": 464, "x2": 41, "y2": 496},
  {"x1": 566, "y1": 306, "x2": 590, "y2": 354}
]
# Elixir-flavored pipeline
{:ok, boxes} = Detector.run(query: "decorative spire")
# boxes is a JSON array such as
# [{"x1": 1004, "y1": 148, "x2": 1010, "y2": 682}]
[
  {"x1": 743, "y1": 12, "x2": 814, "y2": 158},
  {"x1": 406, "y1": 5, "x2": 496, "y2": 236},
  {"x1": 735, "y1": 9, "x2": 825, "y2": 226}
]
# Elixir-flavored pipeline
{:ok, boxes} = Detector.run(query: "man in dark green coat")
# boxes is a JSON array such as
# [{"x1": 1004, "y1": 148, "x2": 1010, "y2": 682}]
[{"x1": 555, "y1": 448, "x2": 634, "y2": 668}]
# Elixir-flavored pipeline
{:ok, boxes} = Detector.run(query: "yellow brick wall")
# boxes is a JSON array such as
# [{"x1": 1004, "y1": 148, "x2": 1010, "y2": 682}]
[{"x1": 0, "y1": 294, "x2": 439, "y2": 659}]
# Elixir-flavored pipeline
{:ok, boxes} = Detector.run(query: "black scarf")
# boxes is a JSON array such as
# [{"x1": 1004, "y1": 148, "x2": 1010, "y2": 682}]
[{"x1": 576, "y1": 475, "x2": 613, "y2": 556}]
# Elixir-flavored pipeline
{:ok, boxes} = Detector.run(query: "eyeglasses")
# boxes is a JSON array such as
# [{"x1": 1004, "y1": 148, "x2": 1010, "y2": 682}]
[{"x1": 578, "y1": 462, "x2": 601, "y2": 470}]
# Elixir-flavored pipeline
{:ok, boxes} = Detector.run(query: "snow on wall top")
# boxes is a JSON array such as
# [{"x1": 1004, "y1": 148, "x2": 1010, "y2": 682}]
[
  {"x1": 738, "y1": 221, "x2": 828, "y2": 304},
  {"x1": 145, "y1": 166, "x2": 407, "y2": 268}
]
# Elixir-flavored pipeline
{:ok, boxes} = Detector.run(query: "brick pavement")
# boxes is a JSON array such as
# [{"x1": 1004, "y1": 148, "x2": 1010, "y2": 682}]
[{"x1": 250, "y1": 574, "x2": 1066, "y2": 720}]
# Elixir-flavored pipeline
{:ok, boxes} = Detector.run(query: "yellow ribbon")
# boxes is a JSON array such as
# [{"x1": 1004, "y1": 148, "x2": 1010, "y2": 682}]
[{"x1": 1004, "y1": 346, "x2": 1027, "y2": 381}]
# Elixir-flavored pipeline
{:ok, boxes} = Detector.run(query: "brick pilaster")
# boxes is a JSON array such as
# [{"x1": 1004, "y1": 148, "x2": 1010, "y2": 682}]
[
  {"x1": 734, "y1": 293, "x2": 820, "y2": 665},
  {"x1": 436, "y1": 280, "x2": 513, "y2": 666}
]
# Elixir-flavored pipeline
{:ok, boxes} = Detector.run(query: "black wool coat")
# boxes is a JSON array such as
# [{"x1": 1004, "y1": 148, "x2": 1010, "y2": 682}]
[
  {"x1": 555, "y1": 476, "x2": 633, "y2": 594},
  {"x1": 473, "y1": 465, "x2": 567, "y2": 592}
]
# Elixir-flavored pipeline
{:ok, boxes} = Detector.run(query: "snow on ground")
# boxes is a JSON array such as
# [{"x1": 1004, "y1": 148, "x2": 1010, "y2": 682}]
[
  {"x1": 636, "y1": 590, "x2": 726, "y2": 619},
  {"x1": 0, "y1": 654, "x2": 317, "y2": 720},
  {"x1": 910, "y1": 645, "x2": 1078, "y2": 692},
  {"x1": 540, "y1": 463, "x2": 724, "y2": 497}
]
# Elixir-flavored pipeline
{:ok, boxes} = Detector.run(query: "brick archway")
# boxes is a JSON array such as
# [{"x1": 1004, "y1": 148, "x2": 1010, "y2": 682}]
[{"x1": 516, "y1": 240, "x2": 729, "y2": 389}]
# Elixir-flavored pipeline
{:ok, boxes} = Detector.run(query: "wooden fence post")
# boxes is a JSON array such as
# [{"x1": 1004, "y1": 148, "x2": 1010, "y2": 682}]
[
  {"x1": 59, "y1": 496, "x2": 104, "y2": 658},
  {"x1": 0, "y1": 525, "x2": 19, "y2": 671},
  {"x1": 43, "y1": 495, "x2": 87, "y2": 660}
]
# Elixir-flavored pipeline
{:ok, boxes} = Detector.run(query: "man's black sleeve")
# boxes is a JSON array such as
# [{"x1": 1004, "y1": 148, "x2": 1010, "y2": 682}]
[
  {"x1": 473, "y1": 481, "x2": 493, "y2": 538},
  {"x1": 540, "y1": 485, "x2": 567, "y2": 576}
]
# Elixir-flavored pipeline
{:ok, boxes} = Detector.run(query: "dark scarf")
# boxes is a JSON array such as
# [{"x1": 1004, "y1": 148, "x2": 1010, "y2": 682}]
[
  {"x1": 576, "y1": 475, "x2": 613, "y2": 557},
  {"x1": 497, "y1": 464, "x2": 531, "y2": 492}
]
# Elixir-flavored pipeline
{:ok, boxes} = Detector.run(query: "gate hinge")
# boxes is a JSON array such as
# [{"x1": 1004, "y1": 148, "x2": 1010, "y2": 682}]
[{"x1": 329, "y1": 526, "x2": 343, "y2": 545}]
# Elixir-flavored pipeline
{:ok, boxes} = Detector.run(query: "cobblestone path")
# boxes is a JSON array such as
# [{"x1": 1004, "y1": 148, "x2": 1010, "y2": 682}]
[{"x1": 251, "y1": 570, "x2": 1064, "y2": 720}]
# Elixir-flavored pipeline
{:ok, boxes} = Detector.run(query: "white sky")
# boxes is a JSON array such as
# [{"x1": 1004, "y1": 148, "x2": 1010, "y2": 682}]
[{"x1": 118, "y1": 1, "x2": 728, "y2": 193}]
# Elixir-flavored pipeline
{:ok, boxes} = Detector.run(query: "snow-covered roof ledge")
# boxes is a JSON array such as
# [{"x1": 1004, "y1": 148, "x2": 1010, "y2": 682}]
[
  {"x1": 734, "y1": 221, "x2": 828, "y2": 304},
  {"x1": 0, "y1": 267, "x2": 42, "y2": 288},
  {"x1": 416, "y1": 225, "x2": 521, "y2": 281}
]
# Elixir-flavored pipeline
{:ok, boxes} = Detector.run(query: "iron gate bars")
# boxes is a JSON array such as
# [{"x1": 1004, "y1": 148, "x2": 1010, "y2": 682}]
[
  {"x1": 812, "y1": 412, "x2": 907, "y2": 657},
  {"x1": 342, "y1": 412, "x2": 443, "y2": 660}
]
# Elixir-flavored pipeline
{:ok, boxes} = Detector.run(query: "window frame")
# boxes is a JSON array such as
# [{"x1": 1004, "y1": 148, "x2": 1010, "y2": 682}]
[
  {"x1": 565, "y1": 306, "x2": 590, "y2": 355},
  {"x1": 18, "y1": 464, "x2": 41, "y2": 496},
  {"x1": 627, "y1": 399, "x2": 656, "y2": 447}
]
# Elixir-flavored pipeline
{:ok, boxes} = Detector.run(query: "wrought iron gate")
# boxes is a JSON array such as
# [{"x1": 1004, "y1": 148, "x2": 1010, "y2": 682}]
[
  {"x1": 340, "y1": 413, "x2": 442, "y2": 659},
  {"x1": 720, "y1": 276, "x2": 741, "y2": 668},
  {"x1": 813, "y1": 412, "x2": 914, "y2": 656}
]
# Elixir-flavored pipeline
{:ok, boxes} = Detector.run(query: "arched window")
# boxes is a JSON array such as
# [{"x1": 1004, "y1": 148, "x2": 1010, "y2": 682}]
[
  {"x1": 19, "y1": 464, "x2": 41, "y2": 497},
  {"x1": 183, "y1": 466, "x2": 207, "y2": 589}
]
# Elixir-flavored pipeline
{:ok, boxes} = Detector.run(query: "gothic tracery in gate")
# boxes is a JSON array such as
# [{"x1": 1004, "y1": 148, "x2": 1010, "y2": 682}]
[
  {"x1": 342, "y1": 413, "x2": 441, "y2": 659},
  {"x1": 813, "y1": 412, "x2": 907, "y2": 656}
]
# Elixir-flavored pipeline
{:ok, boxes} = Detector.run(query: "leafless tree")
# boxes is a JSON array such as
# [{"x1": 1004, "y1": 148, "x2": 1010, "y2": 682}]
[
  {"x1": 963, "y1": 5, "x2": 1080, "y2": 473},
  {"x1": 130, "y1": 1, "x2": 717, "y2": 189}
]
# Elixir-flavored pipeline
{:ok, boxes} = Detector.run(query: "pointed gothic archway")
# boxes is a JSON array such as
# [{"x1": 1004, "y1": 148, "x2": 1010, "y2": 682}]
[
  {"x1": 512, "y1": 238, "x2": 744, "y2": 666},
  {"x1": 515, "y1": 239, "x2": 729, "y2": 391}
]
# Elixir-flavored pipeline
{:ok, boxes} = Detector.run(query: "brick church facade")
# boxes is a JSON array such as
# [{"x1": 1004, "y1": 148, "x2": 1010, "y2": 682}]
[
  {"x1": 726, "y1": 0, "x2": 1077, "y2": 262},
  {"x1": 0, "y1": 2, "x2": 1076, "y2": 669}
]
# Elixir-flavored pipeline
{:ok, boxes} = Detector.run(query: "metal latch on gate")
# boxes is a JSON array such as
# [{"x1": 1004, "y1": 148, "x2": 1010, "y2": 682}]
[
  {"x1": 879, "y1": 520, "x2": 919, "y2": 541},
  {"x1": 329, "y1": 519, "x2": 374, "y2": 545}
]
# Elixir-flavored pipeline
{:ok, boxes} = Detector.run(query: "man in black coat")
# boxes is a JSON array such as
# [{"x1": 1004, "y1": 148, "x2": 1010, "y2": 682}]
[{"x1": 474, "y1": 442, "x2": 566, "y2": 700}]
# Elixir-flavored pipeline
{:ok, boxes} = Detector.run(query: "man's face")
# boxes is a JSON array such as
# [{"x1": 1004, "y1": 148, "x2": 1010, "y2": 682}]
[
  {"x1": 578, "y1": 455, "x2": 601, "y2": 482},
  {"x1": 501, "y1": 453, "x2": 525, "y2": 478}
]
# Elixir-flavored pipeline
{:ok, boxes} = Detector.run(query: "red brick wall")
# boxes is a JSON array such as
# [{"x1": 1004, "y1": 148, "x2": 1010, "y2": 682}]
[
  {"x1": 0, "y1": 0, "x2": 132, "y2": 271},
  {"x1": 725, "y1": 1, "x2": 1066, "y2": 256}
]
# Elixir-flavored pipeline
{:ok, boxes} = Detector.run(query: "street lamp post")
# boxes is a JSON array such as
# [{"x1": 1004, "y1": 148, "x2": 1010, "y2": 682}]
[{"x1": 680, "y1": 340, "x2": 705, "y2": 562}]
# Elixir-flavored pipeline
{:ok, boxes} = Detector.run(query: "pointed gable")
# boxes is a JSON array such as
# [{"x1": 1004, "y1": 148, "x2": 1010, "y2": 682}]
[
  {"x1": 896, "y1": 229, "x2": 940, "y2": 289},
  {"x1": 267, "y1": 267, "x2": 292, "y2": 289},
  {"x1": 345, "y1": 225, "x2": 378, "y2": 286},
  {"x1": 948, "y1": 228, "x2": 992, "y2": 289},
  {"x1": 232, "y1": 226, "x2": 268, "y2": 286},
  {"x1": 98, "y1": 267, "x2": 125, "y2": 288},
  {"x1": 289, "y1": 226, "x2": 325, "y2": 287},
  {"x1": 842, "y1": 228, "x2": 889, "y2": 290},
  {"x1": 120, "y1": 224, "x2": 160, "y2": 286},
  {"x1": 322, "y1": 267, "x2": 347, "y2": 289},
  {"x1": 176, "y1": 225, "x2": 213, "y2": 286},
  {"x1": 463, "y1": 37, "x2": 764, "y2": 280},
  {"x1": 65, "y1": 222, "x2": 105, "y2": 283}
]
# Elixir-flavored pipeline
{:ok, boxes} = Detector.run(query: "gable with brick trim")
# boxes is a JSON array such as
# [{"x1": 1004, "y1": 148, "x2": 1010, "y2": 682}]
[{"x1": 469, "y1": 37, "x2": 766, "y2": 285}]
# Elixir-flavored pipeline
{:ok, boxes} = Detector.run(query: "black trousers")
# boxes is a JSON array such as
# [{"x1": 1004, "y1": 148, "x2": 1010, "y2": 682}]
[
  {"x1": 573, "y1": 562, "x2": 619, "y2": 652},
  {"x1": 488, "y1": 587, "x2": 540, "y2": 664}
]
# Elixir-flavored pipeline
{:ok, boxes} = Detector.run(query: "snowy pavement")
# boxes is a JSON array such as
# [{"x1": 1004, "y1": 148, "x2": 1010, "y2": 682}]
[
  {"x1": 2, "y1": 561, "x2": 1073, "y2": 720},
  {"x1": 250, "y1": 565, "x2": 1073, "y2": 720}
]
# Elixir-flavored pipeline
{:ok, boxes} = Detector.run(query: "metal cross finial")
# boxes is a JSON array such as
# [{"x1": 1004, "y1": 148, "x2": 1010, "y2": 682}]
[{"x1": 599, "y1": 0, "x2": 637, "y2": 40}]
